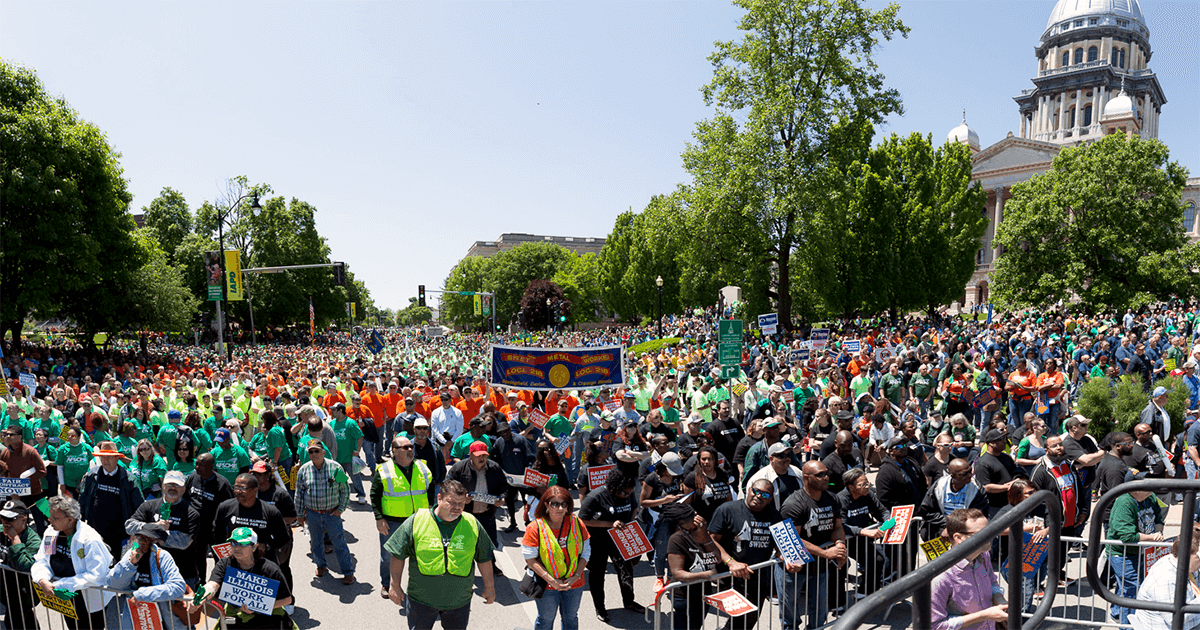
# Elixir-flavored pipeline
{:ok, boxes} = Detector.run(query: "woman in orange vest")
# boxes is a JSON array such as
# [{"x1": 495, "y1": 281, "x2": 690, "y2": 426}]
[
  {"x1": 942, "y1": 363, "x2": 971, "y2": 419},
  {"x1": 521, "y1": 485, "x2": 588, "y2": 630}
]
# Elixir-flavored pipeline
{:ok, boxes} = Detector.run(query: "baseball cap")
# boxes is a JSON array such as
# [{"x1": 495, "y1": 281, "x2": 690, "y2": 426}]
[
  {"x1": 623, "y1": 392, "x2": 635, "y2": 399},
  {"x1": 767, "y1": 442, "x2": 792, "y2": 458},
  {"x1": 1152, "y1": 386, "x2": 1171, "y2": 397},
  {"x1": 469, "y1": 441, "x2": 489, "y2": 454},
  {"x1": 885, "y1": 436, "x2": 911, "y2": 450},
  {"x1": 167, "y1": 410, "x2": 182, "y2": 420},
  {"x1": 413, "y1": 417, "x2": 430, "y2": 428},
  {"x1": 214, "y1": 429, "x2": 231, "y2": 444},
  {"x1": 331, "y1": 402, "x2": 347, "y2": 412},
  {"x1": 768, "y1": 384, "x2": 784, "y2": 394},
  {"x1": 250, "y1": 460, "x2": 269, "y2": 474},
  {"x1": 762, "y1": 418, "x2": 783, "y2": 429},
  {"x1": 0, "y1": 500, "x2": 28, "y2": 519},
  {"x1": 136, "y1": 521, "x2": 170, "y2": 543},
  {"x1": 659, "y1": 452, "x2": 686, "y2": 476},
  {"x1": 162, "y1": 471, "x2": 187, "y2": 487},
  {"x1": 229, "y1": 527, "x2": 258, "y2": 546},
  {"x1": 981, "y1": 428, "x2": 1008, "y2": 444}
]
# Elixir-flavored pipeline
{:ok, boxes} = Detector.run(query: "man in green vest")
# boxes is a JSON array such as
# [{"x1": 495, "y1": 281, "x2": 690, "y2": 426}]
[
  {"x1": 372, "y1": 435, "x2": 433, "y2": 599},
  {"x1": 385, "y1": 479, "x2": 496, "y2": 629}
]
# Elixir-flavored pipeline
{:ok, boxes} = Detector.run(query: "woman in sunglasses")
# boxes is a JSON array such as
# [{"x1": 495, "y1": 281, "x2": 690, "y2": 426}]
[
  {"x1": 129, "y1": 438, "x2": 167, "y2": 499},
  {"x1": 190, "y1": 527, "x2": 294, "y2": 629},
  {"x1": 522, "y1": 486, "x2": 588, "y2": 630}
]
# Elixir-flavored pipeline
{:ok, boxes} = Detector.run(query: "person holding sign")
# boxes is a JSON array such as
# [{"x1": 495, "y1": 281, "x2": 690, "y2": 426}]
[
  {"x1": 0, "y1": 425, "x2": 45, "y2": 503},
  {"x1": 777, "y1": 460, "x2": 846, "y2": 630},
  {"x1": 664, "y1": 502, "x2": 722, "y2": 630},
  {"x1": 384, "y1": 479, "x2": 496, "y2": 630},
  {"x1": 31, "y1": 495, "x2": 115, "y2": 630},
  {"x1": 706, "y1": 478, "x2": 780, "y2": 630},
  {"x1": 192, "y1": 527, "x2": 294, "y2": 629},
  {"x1": 521, "y1": 486, "x2": 589, "y2": 630},
  {"x1": 578, "y1": 470, "x2": 644, "y2": 621},
  {"x1": 105, "y1": 521, "x2": 186, "y2": 629},
  {"x1": 929, "y1": 508, "x2": 1008, "y2": 630},
  {"x1": 446, "y1": 441, "x2": 509, "y2": 556},
  {"x1": 0, "y1": 500, "x2": 40, "y2": 629}
]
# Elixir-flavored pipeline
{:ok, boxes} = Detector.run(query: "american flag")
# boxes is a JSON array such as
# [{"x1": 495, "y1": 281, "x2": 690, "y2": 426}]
[{"x1": 309, "y1": 298, "x2": 315, "y2": 339}]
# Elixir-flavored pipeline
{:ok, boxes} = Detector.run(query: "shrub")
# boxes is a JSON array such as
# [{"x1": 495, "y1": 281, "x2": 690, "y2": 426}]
[
  {"x1": 1076, "y1": 376, "x2": 1115, "y2": 437},
  {"x1": 627, "y1": 337, "x2": 682, "y2": 356},
  {"x1": 1111, "y1": 377, "x2": 1149, "y2": 436}
]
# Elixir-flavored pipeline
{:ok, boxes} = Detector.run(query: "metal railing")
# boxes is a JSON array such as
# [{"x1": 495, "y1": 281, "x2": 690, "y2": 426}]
[
  {"x1": 831, "y1": 488, "x2": 1063, "y2": 630},
  {"x1": 1087, "y1": 479, "x2": 1200, "y2": 630}
]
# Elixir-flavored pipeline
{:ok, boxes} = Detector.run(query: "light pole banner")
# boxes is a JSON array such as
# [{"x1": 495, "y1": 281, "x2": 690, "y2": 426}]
[
  {"x1": 205, "y1": 251, "x2": 223, "y2": 301},
  {"x1": 224, "y1": 250, "x2": 244, "y2": 301},
  {"x1": 474, "y1": 294, "x2": 482, "y2": 316}
]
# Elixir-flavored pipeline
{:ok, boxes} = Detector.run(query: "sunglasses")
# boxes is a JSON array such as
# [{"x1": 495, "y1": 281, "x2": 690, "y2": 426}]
[
  {"x1": 547, "y1": 501, "x2": 569, "y2": 509},
  {"x1": 750, "y1": 488, "x2": 773, "y2": 499},
  {"x1": 393, "y1": 445, "x2": 413, "y2": 450},
  {"x1": 308, "y1": 449, "x2": 323, "y2": 454},
  {"x1": 231, "y1": 541, "x2": 254, "y2": 548}
]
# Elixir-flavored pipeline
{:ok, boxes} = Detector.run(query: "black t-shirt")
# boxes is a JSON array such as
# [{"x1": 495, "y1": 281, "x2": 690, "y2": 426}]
[
  {"x1": 186, "y1": 472, "x2": 235, "y2": 541},
  {"x1": 210, "y1": 556, "x2": 293, "y2": 612},
  {"x1": 130, "y1": 496, "x2": 202, "y2": 578},
  {"x1": 213, "y1": 499, "x2": 288, "y2": 555},
  {"x1": 835, "y1": 488, "x2": 887, "y2": 535},
  {"x1": 808, "y1": 420, "x2": 836, "y2": 451},
  {"x1": 923, "y1": 457, "x2": 950, "y2": 485},
  {"x1": 733, "y1": 436, "x2": 761, "y2": 470},
  {"x1": 708, "y1": 418, "x2": 745, "y2": 464},
  {"x1": 974, "y1": 451, "x2": 1019, "y2": 510},
  {"x1": 707, "y1": 500, "x2": 779, "y2": 565},
  {"x1": 1124, "y1": 443, "x2": 1169, "y2": 478},
  {"x1": 1094, "y1": 453, "x2": 1129, "y2": 521},
  {"x1": 578, "y1": 487, "x2": 636, "y2": 532},
  {"x1": 781, "y1": 490, "x2": 840, "y2": 547},
  {"x1": 667, "y1": 529, "x2": 722, "y2": 581},
  {"x1": 676, "y1": 432, "x2": 701, "y2": 461},
  {"x1": 822, "y1": 451, "x2": 863, "y2": 496},
  {"x1": 684, "y1": 470, "x2": 735, "y2": 523},
  {"x1": 614, "y1": 441, "x2": 648, "y2": 479},
  {"x1": 257, "y1": 484, "x2": 297, "y2": 520},
  {"x1": 1062, "y1": 434, "x2": 1100, "y2": 487},
  {"x1": 639, "y1": 422, "x2": 677, "y2": 443},
  {"x1": 49, "y1": 533, "x2": 74, "y2": 579},
  {"x1": 643, "y1": 472, "x2": 683, "y2": 502}
]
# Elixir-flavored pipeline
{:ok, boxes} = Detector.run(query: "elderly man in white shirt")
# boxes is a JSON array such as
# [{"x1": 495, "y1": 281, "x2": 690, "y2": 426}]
[
  {"x1": 430, "y1": 391, "x2": 464, "y2": 458},
  {"x1": 1130, "y1": 533, "x2": 1200, "y2": 630}
]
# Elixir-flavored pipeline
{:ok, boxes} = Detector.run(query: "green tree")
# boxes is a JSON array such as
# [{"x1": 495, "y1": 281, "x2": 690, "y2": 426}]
[
  {"x1": 554, "y1": 252, "x2": 602, "y2": 323},
  {"x1": 0, "y1": 60, "x2": 141, "y2": 346},
  {"x1": 441, "y1": 256, "x2": 493, "y2": 329},
  {"x1": 141, "y1": 187, "x2": 192, "y2": 265},
  {"x1": 126, "y1": 230, "x2": 200, "y2": 331},
  {"x1": 487, "y1": 242, "x2": 572, "y2": 326},
  {"x1": 992, "y1": 134, "x2": 1192, "y2": 311},
  {"x1": 682, "y1": 0, "x2": 907, "y2": 331},
  {"x1": 598, "y1": 212, "x2": 640, "y2": 322}
]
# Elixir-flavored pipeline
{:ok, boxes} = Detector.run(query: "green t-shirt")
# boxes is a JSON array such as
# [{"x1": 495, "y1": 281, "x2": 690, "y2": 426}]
[
  {"x1": 114, "y1": 434, "x2": 140, "y2": 464},
  {"x1": 34, "y1": 443, "x2": 57, "y2": 491},
  {"x1": 1106, "y1": 493, "x2": 1163, "y2": 558},
  {"x1": 28, "y1": 417, "x2": 62, "y2": 444},
  {"x1": 383, "y1": 509, "x2": 495, "y2": 610},
  {"x1": 909, "y1": 374, "x2": 934, "y2": 400},
  {"x1": 449, "y1": 433, "x2": 494, "y2": 461},
  {"x1": 129, "y1": 455, "x2": 168, "y2": 493},
  {"x1": 543, "y1": 415, "x2": 572, "y2": 439},
  {"x1": 330, "y1": 418, "x2": 363, "y2": 466},
  {"x1": 131, "y1": 420, "x2": 156, "y2": 446},
  {"x1": 55, "y1": 442, "x2": 92, "y2": 487},
  {"x1": 296, "y1": 432, "x2": 334, "y2": 460},
  {"x1": 248, "y1": 432, "x2": 271, "y2": 459},
  {"x1": 169, "y1": 459, "x2": 197, "y2": 476},
  {"x1": 212, "y1": 443, "x2": 251, "y2": 485}
]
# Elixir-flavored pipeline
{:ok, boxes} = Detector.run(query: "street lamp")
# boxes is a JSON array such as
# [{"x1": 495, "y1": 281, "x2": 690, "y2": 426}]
[
  {"x1": 656, "y1": 276, "x2": 663, "y2": 340},
  {"x1": 546, "y1": 297, "x2": 552, "y2": 332},
  {"x1": 215, "y1": 192, "x2": 261, "y2": 361}
]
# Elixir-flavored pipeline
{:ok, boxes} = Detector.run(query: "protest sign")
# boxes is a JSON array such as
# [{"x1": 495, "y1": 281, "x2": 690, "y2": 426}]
[
  {"x1": 490, "y1": 345, "x2": 625, "y2": 391},
  {"x1": 219, "y1": 566, "x2": 280, "y2": 615},
  {"x1": 920, "y1": 537, "x2": 950, "y2": 562},
  {"x1": 758, "y1": 313, "x2": 778, "y2": 336},
  {"x1": 788, "y1": 348, "x2": 810, "y2": 364},
  {"x1": 882, "y1": 505, "x2": 915, "y2": 544},
  {"x1": 1145, "y1": 539, "x2": 1174, "y2": 576},
  {"x1": 0, "y1": 478, "x2": 32, "y2": 496},
  {"x1": 0, "y1": 379, "x2": 7, "y2": 397},
  {"x1": 507, "y1": 411, "x2": 519, "y2": 422},
  {"x1": 603, "y1": 400, "x2": 621, "y2": 413},
  {"x1": 212, "y1": 542, "x2": 234, "y2": 560},
  {"x1": 18, "y1": 373, "x2": 35, "y2": 392},
  {"x1": 587, "y1": 464, "x2": 615, "y2": 491},
  {"x1": 58, "y1": 425, "x2": 71, "y2": 442},
  {"x1": 1165, "y1": 358, "x2": 1177, "y2": 372},
  {"x1": 875, "y1": 345, "x2": 895, "y2": 362},
  {"x1": 782, "y1": 391, "x2": 794, "y2": 404},
  {"x1": 523, "y1": 469, "x2": 551, "y2": 488},
  {"x1": 730, "y1": 382, "x2": 748, "y2": 397},
  {"x1": 128, "y1": 598, "x2": 163, "y2": 630},
  {"x1": 810, "y1": 329, "x2": 829, "y2": 349},
  {"x1": 555, "y1": 436, "x2": 571, "y2": 456},
  {"x1": 844, "y1": 340, "x2": 862, "y2": 354},
  {"x1": 529, "y1": 409, "x2": 550, "y2": 430},
  {"x1": 32, "y1": 580, "x2": 77, "y2": 620},
  {"x1": 770, "y1": 518, "x2": 814, "y2": 565},
  {"x1": 468, "y1": 492, "x2": 503, "y2": 505},
  {"x1": 705, "y1": 589, "x2": 759, "y2": 617},
  {"x1": 608, "y1": 522, "x2": 653, "y2": 561}
]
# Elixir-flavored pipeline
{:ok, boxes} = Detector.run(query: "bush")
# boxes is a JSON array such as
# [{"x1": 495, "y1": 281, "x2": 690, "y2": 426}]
[
  {"x1": 627, "y1": 337, "x2": 682, "y2": 356},
  {"x1": 1111, "y1": 377, "x2": 1150, "y2": 436},
  {"x1": 1084, "y1": 374, "x2": 1191, "y2": 441},
  {"x1": 1076, "y1": 377, "x2": 1115, "y2": 437}
]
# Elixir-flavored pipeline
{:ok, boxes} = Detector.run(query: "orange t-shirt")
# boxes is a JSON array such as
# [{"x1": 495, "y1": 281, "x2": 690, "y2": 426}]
[
  {"x1": 360, "y1": 391, "x2": 388, "y2": 428},
  {"x1": 348, "y1": 404, "x2": 377, "y2": 427},
  {"x1": 382, "y1": 392, "x2": 405, "y2": 417},
  {"x1": 321, "y1": 390, "x2": 347, "y2": 410},
  {"x1": 457, "y1": 398, "x2": 486, "y2": 426},
  {"x1": 1037, "y1": 371, "x2": 1064, "y2": 399},
  {"x1": 520, "y1": 517, "x2": 590, "y2": 589}
]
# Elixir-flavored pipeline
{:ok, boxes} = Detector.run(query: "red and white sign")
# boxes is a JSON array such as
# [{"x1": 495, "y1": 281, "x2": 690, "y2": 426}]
[
  {"x1": 530, "y1": 409, "x2": 551, "y2": 430},
  {"x1": 883, "y1": 505, "x2": 915, "y2": 545},
  {"x1": 507, "y1": 411, "x2": 519, "y2": 422},
  {"x1": 781, "y1": 391, "x2": 794, "y2": 404},
  {"x1": 604, "y1": 400, "x2": 621, "y2": 413},
  {"x1": 523, "y1": 469, "x2": 552, "y2": 488},
  {"x1": 1145, "y1": 541, "x2": 1173, "y2": 576},
  {"x1": 587, "y1": 465, "x2": 615, "y2": 492},
  {"x1": 609, "y1": 522, "x2": 653, "y2": 561},
  {"x1": 705, "y1": 589, "x2": 759, "y2": 617},
  {"x1": 128, "y1": 599, "x2": 163, "y2": 630},
  {"x1": 212, "y1": 542, "x2": 234, "y2": 559}
]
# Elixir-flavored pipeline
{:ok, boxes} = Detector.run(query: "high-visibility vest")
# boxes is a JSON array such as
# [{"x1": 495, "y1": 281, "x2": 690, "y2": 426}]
[
  {"x1": 535, "y1": 517, "x2": 583, "y2": 582},
  {"x1": 378, "y1": 460, "x2": 432, "y2": 519},
  {"x1": 411, "y1": 509, "x2": 480, "y2": 577}
]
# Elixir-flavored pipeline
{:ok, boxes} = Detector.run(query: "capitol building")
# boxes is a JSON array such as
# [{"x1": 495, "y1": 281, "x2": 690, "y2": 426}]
[{"x1": 953, "y1": 0, "x2": 1200, "y2": 308}]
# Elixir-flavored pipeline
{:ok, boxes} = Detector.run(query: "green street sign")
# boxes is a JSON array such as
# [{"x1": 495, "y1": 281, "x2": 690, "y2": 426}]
[
  {"x1": 719, "y1": 342, "x2": 741, "y2": 366},
  {"x1": 459, "y1": 291, "x2": 475, "y2": 296},
  {"x1": 208, "y1": 286, "x2": 222, "y2": 301},
  {"x1": 721, "y1": 366, "x2": 740, "y2": 379},
  {"x1": 719, "y1": 320, "x2": 743, "y2": 343}
]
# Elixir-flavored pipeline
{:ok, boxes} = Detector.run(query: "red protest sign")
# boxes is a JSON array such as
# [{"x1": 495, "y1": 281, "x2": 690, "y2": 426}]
[
  {"x1": 530, "y1": 409, "x2": 550, "y2": 429},
  {"x1": 523, "y1": 469, "x2": 551, "y2": 488},
  {"x1": 604, "y1": 400, "x2": 621, "y2": 413},
  {"x1": 507, "y1": 411, "x2": 518, "y2": 422},
  {"x1": 587, "y1": 465, "x2": 615, "y2": 492},
  {"x1": 212, "y1": 542, "x2": 234, "y2": 559},
  {"x1": 608, "y1": 521, "x2": 653, "y2": 561},
  {"x1": 705, "y1": 589, "x2": 759, "y2": 617},
  {"x1": 883, "y1": 505, "x2": 915, "y2": 544},
  {"x1": 128, "y1": 599, "x2": 163, "y2": 630},
  {"x1": 1145, "y1": 541, "x2": 1173, "y2": 576},
  {"x1": 781, "y1": 391, "x2": 794, "y2": 404}
]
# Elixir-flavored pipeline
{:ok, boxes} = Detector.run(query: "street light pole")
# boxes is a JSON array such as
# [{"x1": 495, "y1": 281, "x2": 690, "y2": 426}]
[
  {"x1": 656, "y1": 275, "x2": 664, "y2": 339},
  {"x1": 215, "y1": 191, "x2": 261, "y2": 362}
]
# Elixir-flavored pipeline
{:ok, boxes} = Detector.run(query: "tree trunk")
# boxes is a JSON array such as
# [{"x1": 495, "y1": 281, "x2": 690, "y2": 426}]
[{"x1": 777, "y1": 248, "x2": 792, "y2": 333}]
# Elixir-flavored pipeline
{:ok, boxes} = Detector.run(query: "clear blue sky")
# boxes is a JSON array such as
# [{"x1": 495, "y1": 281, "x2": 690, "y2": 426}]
[{"x1": 3, "y1": 1, "x2": 1196, "y2": 313}]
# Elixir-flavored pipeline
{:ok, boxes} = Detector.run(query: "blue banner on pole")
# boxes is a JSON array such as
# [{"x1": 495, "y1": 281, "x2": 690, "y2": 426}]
[
  {"x1": 366, "y1": 330, "x2": 385, "y2": 355},
  {"x1": 490, "y1": 345, "x2": 625, "y2": 392}
]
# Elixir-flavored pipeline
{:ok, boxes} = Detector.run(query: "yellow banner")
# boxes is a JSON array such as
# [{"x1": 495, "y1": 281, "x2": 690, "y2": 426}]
[
  {"x1": 350, "y1": 302, "x2": 356, "y2": 319},
  {"x1": 32, "y1": 580, "x2": 78, "y2": 620},
  {"x1": 473, "y1": 294, "x2": 482, "y2": 316},
  {"x1": 224, "y1": 250, "x2": 244, "y2": 301}
]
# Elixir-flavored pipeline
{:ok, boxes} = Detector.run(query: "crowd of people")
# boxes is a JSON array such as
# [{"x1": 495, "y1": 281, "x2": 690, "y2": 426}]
[{"x1": 1, "y1": 302, "x2": 1199, "y2": 629}]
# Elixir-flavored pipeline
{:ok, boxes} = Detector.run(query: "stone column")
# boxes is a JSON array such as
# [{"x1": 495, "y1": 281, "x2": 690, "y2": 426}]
[
  {"x1": 1020, "y1": 113, "x2": 1027, "y2": 138},
  {"x1": 992, "y1": 189, "x2": 1005, "y2": 264},
  {"x1": 1074, "y1": 88, "x2": 1083, "y2": 134},
  {"x1": 1057, "y1": 93, "x2": 1066, "y2": 139},
  {"x1": 1093, "y1": 86, "x2": 1103, "y2": 131}
]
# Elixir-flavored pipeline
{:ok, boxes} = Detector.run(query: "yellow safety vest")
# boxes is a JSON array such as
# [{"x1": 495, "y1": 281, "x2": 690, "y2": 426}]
[
  {"x1": 535, "y1": 517, "x2": 583, "y2": 581},
  {"x1": 411, "y1": 509, "x2": 479, "y2": 577},
  {"x1": 378, "y1": 460, "x2": 431, "y2": 519}
]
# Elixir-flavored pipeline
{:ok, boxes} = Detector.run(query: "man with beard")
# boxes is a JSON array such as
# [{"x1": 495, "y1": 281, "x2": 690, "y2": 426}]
[
  {"x1": 1032, "y1": 434, "x2": 1085, "y2": 578},
  {"x1": 1126, "y1": 422, "x2": 1170, "y2": 480},
  {"x1": 126, "y1": 471, "x2": 202, "y2": 586},
  {"x1": 1094, "y1": 432, "x2": 1133, "y2": 523},
  {"x1": 778, "y1": 461, "x2": 846, "y2": 630},
  {"x1": 918, "y1": 458, "x2": 989, "y2": 537},
  {"x1": 707, "y1": 479, "x2": 784, "y2": 630}
]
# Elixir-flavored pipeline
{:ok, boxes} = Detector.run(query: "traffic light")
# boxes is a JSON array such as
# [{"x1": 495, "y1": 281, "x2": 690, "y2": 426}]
[
  {"x1": 418, "y1": 285, "x2": 426, "y2": 307},
  {"x1": 333, "y1": 262, "x2": 345, "y2": 286}
]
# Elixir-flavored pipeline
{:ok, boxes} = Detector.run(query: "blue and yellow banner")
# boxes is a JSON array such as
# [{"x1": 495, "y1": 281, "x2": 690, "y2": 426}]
[
  {"x1": 490, "y1": 344, "x2": 625, "y2": 391},
  {"x1": 366, "y1": 330, "x2": 385, "y2": 355}
]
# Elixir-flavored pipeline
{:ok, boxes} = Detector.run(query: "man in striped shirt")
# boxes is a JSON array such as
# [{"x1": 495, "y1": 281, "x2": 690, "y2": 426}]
[{"x1": 295, "y1": 439, "x2": 355, "y2": 585}]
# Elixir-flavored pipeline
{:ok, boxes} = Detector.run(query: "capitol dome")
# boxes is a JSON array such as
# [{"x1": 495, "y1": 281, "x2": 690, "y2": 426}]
[
  {"x1": 1044, "y1": 0, "x2": 1148, "y2": 39},
  {"x1": 1104, "y1": 89, "x2": 1136, "y2": 118},
  {"x1": 947, "y1": 112, "x2": 980, "y2": 150}
]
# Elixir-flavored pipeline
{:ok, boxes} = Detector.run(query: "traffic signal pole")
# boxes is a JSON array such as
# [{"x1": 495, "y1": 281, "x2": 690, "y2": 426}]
[{"x1": 421, "y1": 288, "x2": 496, "y2": 332}]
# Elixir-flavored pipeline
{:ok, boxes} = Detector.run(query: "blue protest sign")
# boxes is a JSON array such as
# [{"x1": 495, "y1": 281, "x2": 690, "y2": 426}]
[
  {"x1": 758, "y1": 313, "x2": 778, "y2": 335},
  {"x1": 788, "y1": 348, "x2": 810, "y2": 364},
  {"x1": 219, "y1": 567, "x2": 280, "y2": 615},
  {"x1": 0, "y1": 478, "x2": 31, "y2": 496},
  {"x1": 769, "y1": 518, "x2": 814, "y2": 565},
  {"x1": 844, "y1": 340, "x2": 862, "y2": 353},
  {"x1": 810, "y1": 329, "x2": 829, "y2": 349},
  {"x1": 366, "y1": 331, "x2": 385, "y2": 355}
]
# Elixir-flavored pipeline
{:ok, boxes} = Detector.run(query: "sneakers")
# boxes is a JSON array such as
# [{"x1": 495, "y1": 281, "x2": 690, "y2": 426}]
[{"x1": 356, "y1": 496, "x2": 367, "y2": 504}]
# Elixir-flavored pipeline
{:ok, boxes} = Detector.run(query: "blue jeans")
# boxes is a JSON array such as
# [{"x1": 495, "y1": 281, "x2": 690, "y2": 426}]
[
  {"x1": 306, "y1": 509, "x2": 355, "y2": 575},
  {"x1": 534, "y1": 586, "x2": 583, "y2": 630},
  {"x1": 339, "y1": 460, "x2": 367, "y2": 498},
  {"x1": 1041, "y1": 402, "x2": 1062, "y2": 433},
  {"x1": 1001, "y1": 561, "x2": 1045, "y2": 613},
  {"x1": 648, "y1": 516, "x2": 673, "y2": 580},
  {"x1": 1010, "y1": 397, "x2": 1033, "y2": 427},
  {"x1": 775, "y1": 563, "x2": 828, "y2": 630},
  {"x1": 380, "y1": 519, "x2": 402, "y2": 588},
  {"x1": 363, "y1": 438, "x2": 380, "y2": 470},
  {"x1": 1110, "y1": 553, "x2": 1139, "y2": 623}
]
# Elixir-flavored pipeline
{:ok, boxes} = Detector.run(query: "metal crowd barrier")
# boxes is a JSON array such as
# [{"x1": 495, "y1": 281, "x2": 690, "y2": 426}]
[
  {"x1": 649, "y1": 518, "x2": 925, "y2": 630},
  {"x1": 1087, "y1": 478, "x2": 1200, "y2": 630},
  {"x1": 0, "y1": 562, "x2": 227, "y2": 630}
]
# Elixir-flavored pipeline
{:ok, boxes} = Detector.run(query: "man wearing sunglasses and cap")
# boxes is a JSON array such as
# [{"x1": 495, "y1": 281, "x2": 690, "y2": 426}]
[{"x1": 0, "y1": 500, "x2": 38, "y2": 629}]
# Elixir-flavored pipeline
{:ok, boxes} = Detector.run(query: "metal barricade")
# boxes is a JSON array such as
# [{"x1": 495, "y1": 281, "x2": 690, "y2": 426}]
[
  {"x1": 0, "y1": 563, "x2": 228, "y2": 630},
  {"x1": 1087, "y1": 478, "x2": 1200, "y2": 630}
]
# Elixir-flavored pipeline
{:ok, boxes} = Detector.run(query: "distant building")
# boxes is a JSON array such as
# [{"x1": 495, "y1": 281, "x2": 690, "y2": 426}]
[
  {"x1": 130, "y1": 213, "x2": 146, "y2": 228},
  {"x1": 466, "y1": 233, "x2": 605, "y2": 258}
]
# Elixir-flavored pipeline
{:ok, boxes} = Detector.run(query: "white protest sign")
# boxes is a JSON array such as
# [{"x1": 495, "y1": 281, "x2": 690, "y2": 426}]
[{"x1": 770, "y1": 518, "x2": 814, "y2": 565}]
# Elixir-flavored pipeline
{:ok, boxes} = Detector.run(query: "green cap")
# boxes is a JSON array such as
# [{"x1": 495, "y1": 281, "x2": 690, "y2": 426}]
[{"x1": 229, "y1": 527, "x2": 258, "y2": 546}]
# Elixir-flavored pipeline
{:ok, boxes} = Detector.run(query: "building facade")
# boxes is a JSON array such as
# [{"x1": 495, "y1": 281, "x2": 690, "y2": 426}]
[
  {"x1": 955, "y1": 0, "x2": 1200, "y2": 308},
  {"x1": 465, "y1": 232, "x2": 605, "y2": 259}
]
